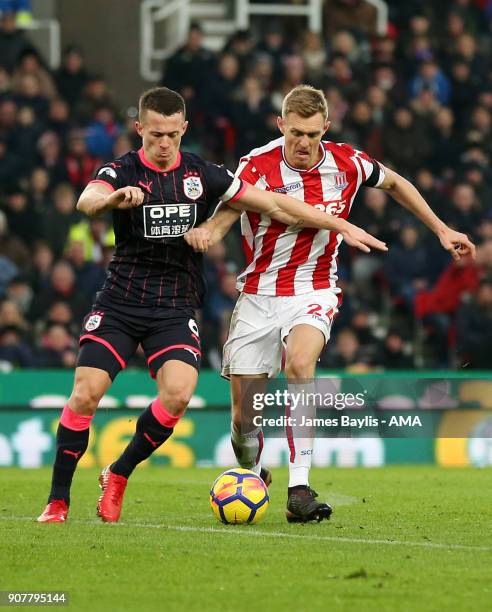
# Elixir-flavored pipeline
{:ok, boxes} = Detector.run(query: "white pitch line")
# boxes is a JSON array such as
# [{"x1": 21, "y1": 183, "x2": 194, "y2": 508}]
[{"x1": 2, "y1": 516, "x2": 491, "y2": 553}]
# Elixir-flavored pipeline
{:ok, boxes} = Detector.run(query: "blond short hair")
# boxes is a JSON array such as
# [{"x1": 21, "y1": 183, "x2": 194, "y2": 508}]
[{"x1": 282, "y1": 85, "x2": 329, "y2": 121}]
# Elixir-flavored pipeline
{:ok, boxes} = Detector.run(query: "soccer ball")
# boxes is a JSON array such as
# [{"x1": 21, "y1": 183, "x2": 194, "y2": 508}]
[{"x1": 210, "y1": 468, "x2": 269, "y2": 524}]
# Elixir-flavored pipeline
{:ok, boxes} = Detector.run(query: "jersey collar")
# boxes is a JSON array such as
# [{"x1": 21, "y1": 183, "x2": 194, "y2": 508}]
[
  {"x1": 281, "y1": 142, "x2": 326, "y2": 173},
  {"x1": 138, "y1": 147, "x2": 182, "y2": 172}
]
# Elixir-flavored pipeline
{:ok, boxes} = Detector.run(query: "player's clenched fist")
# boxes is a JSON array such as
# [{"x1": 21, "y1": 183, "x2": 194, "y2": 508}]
[
  {"x1": 108, "y1": 187, "x2": 145, "y2": 209},
  {"x1": 184, "y1": 228, "x2": 212, "y2": 252}
]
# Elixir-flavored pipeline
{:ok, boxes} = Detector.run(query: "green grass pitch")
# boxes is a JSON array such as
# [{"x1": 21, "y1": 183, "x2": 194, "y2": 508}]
[{"x1": 0, "y1": 466, "x2": 490, "y2": 611}]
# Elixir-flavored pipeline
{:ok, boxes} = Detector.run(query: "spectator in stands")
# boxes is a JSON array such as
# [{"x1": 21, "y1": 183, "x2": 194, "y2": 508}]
[
  {"x1": 429, "y1": 107, "x2": 460, "y2": 175},
  {"x1": 350, "y1": 310, "x2": 381, "y2": 363},
  {"x1": 331, "y1": 30, "x2": 366, "y2": 74},
  {"x1": 5, "y1": 275, "x2": 32, "y2": 315},
  {"x1": 28, "y1": 166, "x2": 50, "y2": 211},
  {"x1": 223, "y1": 30, "x2": 254, "y2": 79},
  {"x1": 232, "y1": 76, "x2": 276, "y2": 158},
  {"x1": 162, "y1": 23, "x2": 215, "y2": 101},
  {"x1": 444, "y1": 183, "x2": 483, "y2": 240},
  {"x1": 301, "y1": 31, "x2": 327, "y2": 86},
  {"x1": 323, "y1": 0, "x2": 378, "y2": 37},
  {"x1": 0, "y1": 134, "x2": 21, "y2": 191},
  {"x1": 63, "y1": 129, "x2": 99, "y2": 193},
  {"x1": 255, "y1": 22, "x2": 292, "y2": 83},
  {"x1": 321, "y1": 327, "x2": 370, "y2": 371},
  {"x1": 345, "y1": 99, "x2": 382, "y2": 157},
  {"x1": 409, "y1": 59, "x2": 451, "y2": 105},
  {"x1": 75, "y1": 75, "x2": 116, "y2": 124},
  {"x1": 457, "y1": 278, "x2": 492, "y2": 368},
  {"x1": 449, "y1": 60, "x2": 481, "y2": 123},
  {"x1": 36, "y1": 322, "x2": 77, "y2": 368},
  {"x1": 376, "y1": 329, "x2": 414, "y2": 369},
  {"x1": 27, "y1": 241, "x2": 52, "y2": 293},
  {"x1": 382, "y1": 107, "x2": 432, "y2": 174},
  {"x1": 0, "y1": 297, "x2": 28, "y2": 330},
  {"x1": 0, "y1": 208, "x2": 29, "y2": 273},
  {"x1": 65, "y1": 238, "x2": 105, "y2": 302},
  {"x1": 28, "y1": 261, "x2": 90, "y2": 325},
  {"x1": 15, "y1": 104, "x2": 43, "y2": 171},
  {"x1": 0, "y1": 324, "x2": 35, "y2": 368},
  {"x1": 384, "y1": 223, "x2": 429, "y2": 309},
  {"x1": 55, "y1": 46, "x2": 89, "y2": 108},
  {"x1": 0, "y1": 10, "x2": 31, "y2": 73},
  {"x1": 85, "y1": 104, "x2": 122, "y2": 160},
  {"x1": 67, "y1": 216, "x2": 114, "y2": 264},
  {"x1": 36, "y1": 131, "x2": 69, "y2": 186},
  {"x1": 325, "y1": 54, "x2": 361, "y2": 101},
  {"x1": 12, "y1": 73, "x2": 49, "y2": 122},
  {"x1": 47, "y1": 97, "x2": 71, "y2": 143},
  {"x1": 11, "y1": 48, "x2": 57, "y2": 100},
  {"x1": 2, "y1": 188, "x2": 40, "y2": 246},
  {"x1": 40, "y1": 183, "x2": 79, "y2": 258}
]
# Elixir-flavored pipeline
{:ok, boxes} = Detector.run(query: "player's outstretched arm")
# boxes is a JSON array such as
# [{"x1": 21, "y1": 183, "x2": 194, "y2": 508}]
[
  {"x1": 230, "y1": 182, "x2": 388, "y2": 253},
  {"x1": 184, "y1": 204, "x2": 241, "y2": 252},
  {"x1": 77, "y1": 183, "x2": 145, "y2": 217},
  {"x1": 379, "y1": 167, "x2": 476, "y2": 261}
]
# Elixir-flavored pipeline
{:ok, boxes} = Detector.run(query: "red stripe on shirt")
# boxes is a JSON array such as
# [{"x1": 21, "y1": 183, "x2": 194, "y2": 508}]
[
  {"x1": 312, "y1": 144, "x2": 358, "y2": 289},
  {"x1": 275, "y1": 170, "x2": 322, "y2": 295},
  {"x1": 241, "y1": 152, "x2": 284, "y2": 294}
]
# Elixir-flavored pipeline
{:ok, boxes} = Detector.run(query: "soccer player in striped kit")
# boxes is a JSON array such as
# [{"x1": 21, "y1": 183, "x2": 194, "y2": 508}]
[{"x1": 185, "y1": 85, "x2": 475, "y2": 522}]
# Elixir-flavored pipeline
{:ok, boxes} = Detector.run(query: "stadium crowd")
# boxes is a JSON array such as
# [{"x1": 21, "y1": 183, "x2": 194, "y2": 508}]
[{"x1": 1, "y1": 0, "x2": 492, "y2": 371}]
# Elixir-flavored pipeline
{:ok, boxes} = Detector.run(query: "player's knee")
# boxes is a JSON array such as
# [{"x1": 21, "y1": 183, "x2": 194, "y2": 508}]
[
  {"x1": 159, "y1": 383, "x2": 193, "y2": 415},
  {"x1": 69, "y1": 384, "x2": 102, "y2": 416},
  {"x1": 285, "y1": 352, "x2": 316, "y2": 378}
]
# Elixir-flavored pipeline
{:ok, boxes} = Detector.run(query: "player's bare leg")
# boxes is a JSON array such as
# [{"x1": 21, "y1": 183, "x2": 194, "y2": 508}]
[
  {"x1": 98, "y1": 360, "x2": 198, "y2": 522},
  {"x1": 284, "y1": 325, "x2": 332, "y2": 522},
  {"x1": 37, "y1": 367, "x2": 111, "y2": 523},
  {"x1": 230, "y1": 374, "x2": 271, "y2": 486}
]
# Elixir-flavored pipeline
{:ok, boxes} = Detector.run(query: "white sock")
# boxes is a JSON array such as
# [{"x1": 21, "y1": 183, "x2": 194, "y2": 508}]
[{"x1": 287, "y1": 382, "x2": 316, "y2": 488}]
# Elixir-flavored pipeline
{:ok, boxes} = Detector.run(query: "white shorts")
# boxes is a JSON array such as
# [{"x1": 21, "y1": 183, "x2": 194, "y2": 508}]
[{"x1": 221, "y1": 289, "x2": 340, "y2": 379}]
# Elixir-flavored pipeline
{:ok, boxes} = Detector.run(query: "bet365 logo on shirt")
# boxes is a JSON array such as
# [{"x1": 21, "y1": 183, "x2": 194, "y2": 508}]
[{"x1": 143, "y1": 203, "x2": 197, "y2": 238}]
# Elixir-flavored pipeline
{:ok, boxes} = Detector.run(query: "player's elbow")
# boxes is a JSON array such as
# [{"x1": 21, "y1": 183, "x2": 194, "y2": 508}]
[{"x1": 76, "y1": 197, "x2": 96, "y2": 217}]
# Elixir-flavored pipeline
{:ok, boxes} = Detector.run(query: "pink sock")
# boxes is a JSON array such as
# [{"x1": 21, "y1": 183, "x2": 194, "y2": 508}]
[
  {"x1": 150, "y1": 398, "x2": 183, "y2": 428},
  {"x1": 60, "y1": 403, "x2": 94, "y2": 431}
]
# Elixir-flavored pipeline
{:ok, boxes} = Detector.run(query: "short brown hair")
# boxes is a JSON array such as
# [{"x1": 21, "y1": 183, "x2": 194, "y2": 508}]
[
  {"x1": 139, "y1": 87, "x2": 186, "y2": 121},
  {"x1": 282, "y1": 85, "x2": 328, "y2": 121}
]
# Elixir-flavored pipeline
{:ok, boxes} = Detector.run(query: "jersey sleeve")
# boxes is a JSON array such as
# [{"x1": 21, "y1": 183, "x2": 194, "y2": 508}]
[
  {"x1": 89, "y1": 163, "x2": 125, "y2": 191},
  {"x1": 202, "y1": 161, "x2": 246, "y2": 203},
  {"x1": 235, "y1": 156, "x2": 269, "y2": 190},
  {"x1": 353, "y1": 149, "x2": 385, "y2": 187}
]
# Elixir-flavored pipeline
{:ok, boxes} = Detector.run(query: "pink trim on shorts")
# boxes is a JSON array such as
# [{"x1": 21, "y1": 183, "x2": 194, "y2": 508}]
[
  {"x1": 150, "y1": 397, "x2": 183, "y2": 428},
  {"x1": 60, "y1": 403, "x2": 93, "y2": 431},
  {"x1": 80, "y1": 334, "x2": 126, "y2": 369},
  {"x1": 147, "y1": 344, "x2": 201, "y2": 364}
]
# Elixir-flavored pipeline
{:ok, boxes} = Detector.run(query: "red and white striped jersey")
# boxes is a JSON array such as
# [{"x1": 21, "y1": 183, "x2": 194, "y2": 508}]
[{"x1": 236, "y1": 136, "x2": 385, "y2": 296}]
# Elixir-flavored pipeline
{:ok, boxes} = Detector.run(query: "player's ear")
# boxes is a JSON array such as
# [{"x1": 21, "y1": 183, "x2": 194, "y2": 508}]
[
  {"x1": 135, "y1": 121, "x2": 143, "y2": 137},
  {"x1": 277, "y1": 116, "x2": 285, "y2": 134},
  {"x1": 182, "y1": 120, "x2": 189, "y2": 135},
  {"x1": 324, "y1": 120, "x2": 331, "y2": 133}
]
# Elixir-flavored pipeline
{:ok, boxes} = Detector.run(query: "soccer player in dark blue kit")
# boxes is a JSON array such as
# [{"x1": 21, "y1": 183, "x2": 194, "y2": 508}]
[{"x1": 37, "y1": 87, "x2": 387, "y2": 523}]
